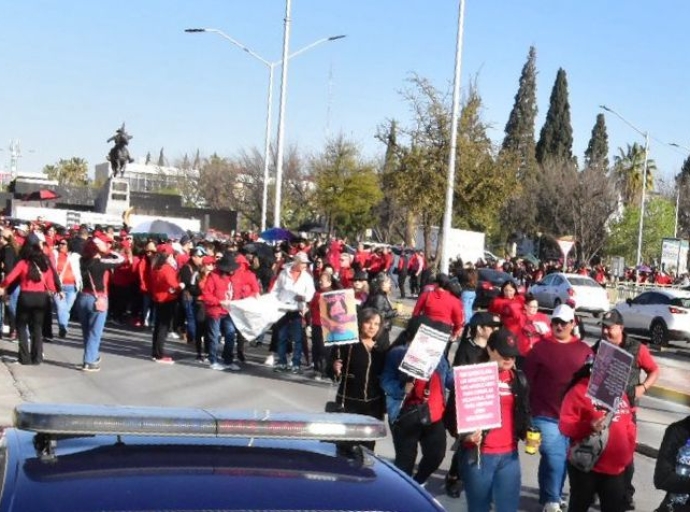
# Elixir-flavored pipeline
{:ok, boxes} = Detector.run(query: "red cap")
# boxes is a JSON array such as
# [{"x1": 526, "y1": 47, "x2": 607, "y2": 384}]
[
  {"x1": 157, "y1": 243, "x2": 174, "y2": 256},
  {"x1": 201, "y1": 255, "x2": 215, "y2": 265},
  {"x1": 93, "y1": 231, "x2": 113, "y2": 245}
]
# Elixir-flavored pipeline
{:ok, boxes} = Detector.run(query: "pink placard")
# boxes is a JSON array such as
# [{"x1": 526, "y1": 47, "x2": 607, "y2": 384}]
[{"x1": 454, "y1": 362, "x2": 502, "y2": 434}]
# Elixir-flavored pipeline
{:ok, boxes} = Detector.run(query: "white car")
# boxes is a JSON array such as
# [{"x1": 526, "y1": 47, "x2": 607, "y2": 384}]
[
  {"x1": 528, "y1": 272, "x2": 610, "y2": 316},
  {"x1": 613, "y1": 289, "x2": 690, "y2": 346}
]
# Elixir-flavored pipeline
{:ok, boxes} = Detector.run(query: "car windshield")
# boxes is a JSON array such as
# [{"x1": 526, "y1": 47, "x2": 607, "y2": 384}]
[
  {"x1": 671, "y1": 297, "x2": 690, "y2": 309},
  {"x1": 568, "y1": 277, "x2": 599, "y2": 287}
]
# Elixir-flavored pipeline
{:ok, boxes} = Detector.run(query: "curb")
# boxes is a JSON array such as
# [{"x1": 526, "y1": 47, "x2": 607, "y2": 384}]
[{"x1": 647, "y1": 385, "x2": 690, "y2": 408}]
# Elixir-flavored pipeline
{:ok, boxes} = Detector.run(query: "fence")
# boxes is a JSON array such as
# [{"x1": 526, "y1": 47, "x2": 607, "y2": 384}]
[{"x1": 605, "y1": 282, "x2": 686, "y2": 305}]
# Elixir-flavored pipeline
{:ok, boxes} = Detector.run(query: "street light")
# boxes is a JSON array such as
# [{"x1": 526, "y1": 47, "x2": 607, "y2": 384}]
[
  {"x1": 440, "y1": 0, "x2": 467, "y2": 274},
  {"x1": 185, "y1": 27, "x2": 345, "y2": 231},
  {"x1": 600, "y1": 105, "x2": 650, "y2": 271},
  {"x1": 669, "y1": 142, "x2": 690, "y2": 238}
]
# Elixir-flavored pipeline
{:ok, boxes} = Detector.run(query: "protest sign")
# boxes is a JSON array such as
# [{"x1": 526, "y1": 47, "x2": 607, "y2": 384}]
[
  {"x1": 230, "y1": 294, "x2": 287, "y2": 342},
  {"x1": 320, "y1": 289, "x2": 359, "y2": 346},
  {"x1": 454, "y1": 362, "x2": 502, "y2": 434},
  {"x1": 399, "y1": 323, "x2": 449, "y2": 380},
  {"x1": 586, "y1": 340, "x2": 634, "y2": 411}
]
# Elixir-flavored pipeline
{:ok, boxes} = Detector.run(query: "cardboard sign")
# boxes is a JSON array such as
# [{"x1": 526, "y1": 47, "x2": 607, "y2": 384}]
[
  {"x1": 399, "y1": 323, "x2": 449, "y2": 381},
  {"x1": 319, "y1": 289, "x2": 359, "y2": 346},
  {"x1": 586, "y1": 340, "x2": 634, "y2": 411},
  {"x1": 454, "y1": 362, "x2": 502, "y2": 433}
]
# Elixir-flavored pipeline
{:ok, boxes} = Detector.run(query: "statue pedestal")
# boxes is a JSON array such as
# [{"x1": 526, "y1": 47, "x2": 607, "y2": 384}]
[{"x1": 95, "y1": 178, "x2": 130, "y2": 217}]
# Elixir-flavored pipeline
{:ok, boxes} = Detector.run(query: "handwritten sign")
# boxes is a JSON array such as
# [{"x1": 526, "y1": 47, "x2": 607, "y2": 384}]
[
  {"x1": 587, "y1": 340, "x2": 634, "y2": 411},
  {"x1": 399, "y1": 323, "x2": 449, "y2": 381},
  {"x1": 454, "y1": 362, "x2": 502, "y2": 433},
  {"x1": 319, "y1": 289, "x2": 359, "y2": 346}
]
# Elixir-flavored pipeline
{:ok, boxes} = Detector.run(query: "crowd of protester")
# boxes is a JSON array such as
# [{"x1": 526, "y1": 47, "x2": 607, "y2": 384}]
[{"x1": 0, "y1": 219, "x2": 670, "y2": 511}]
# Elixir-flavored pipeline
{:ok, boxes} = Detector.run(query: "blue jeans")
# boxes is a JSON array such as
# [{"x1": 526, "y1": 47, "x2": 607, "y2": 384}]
[
  {"x1": 182, "y1": 298, "x2": 196, "y2": 342},
  {"x1": 54, "y1": 285, "x2": 77, "y2": 329},
  {"x1": 277, "y1": 312, "x2": 303, "y2": 367},
  {"x1": 533, "y1": 416, "x2": 569, "y2": 504},
  {"x1": 75, "y1": 293, "x2": 107, "y2": 364},
  {"x1": 461, "y1": 449, "x2": 521, "y2": 512},
  {"x1": 8, "y1": 286, "x2": 20, "y2": 321},
  {"x1": 207, "y1": 315, "x2": 235, "y2": 365}
]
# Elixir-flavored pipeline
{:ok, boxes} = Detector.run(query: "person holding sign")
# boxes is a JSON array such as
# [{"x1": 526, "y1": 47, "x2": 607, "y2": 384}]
[
  {"x1": 459, "y1": 328, "x2": 532, "y2": 512},
  {"x1": 329, "y1": 308, "x2": 387, "y2": 449},
  {"x1": 380, "y1": 316, "x2": 455, "y2": 485},
  {"x1": 559, "y1": 360, "x2": 636, "y2": 512}
]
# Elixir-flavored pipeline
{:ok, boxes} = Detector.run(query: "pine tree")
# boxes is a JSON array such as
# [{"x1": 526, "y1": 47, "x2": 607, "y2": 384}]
[
  {"x1": 182, "y1": 153, "x2": 190, "y2": 170},
  {"x1": 584, "y1": 113, "x2": 609, "y2": 171},
  {"x1": 193, "y1": 149, "x2": 201, "y2": 170},
  {"x1": 157, "y1": 147, "x2": 166, "y2": 167},
  {"x1": 145, "y1": 151, "x2": 152, "y2": 165},
  {"x1": 502, "y1": 46, "x2": 538, "y2": 175},
  {"x1": 536, "y1": 68, "x2": 574, "y2": 164}
]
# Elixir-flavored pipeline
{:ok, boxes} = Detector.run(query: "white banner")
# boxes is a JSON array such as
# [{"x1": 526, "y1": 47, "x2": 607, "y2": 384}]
[
  {"x1": 557, "y1": 239, "x2": 575, "y2": 259},
  {"x1": 230, "y1": 294, "x2": 287, "y2": 342}
]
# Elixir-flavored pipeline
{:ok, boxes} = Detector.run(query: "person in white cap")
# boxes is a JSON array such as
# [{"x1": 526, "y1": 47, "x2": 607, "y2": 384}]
[
  {"x1": 524, "y1": 304, "x2": 593, "y2": 512},
  {"x1": 270, "y1": 251, "x2": 315, "y2": 374}
]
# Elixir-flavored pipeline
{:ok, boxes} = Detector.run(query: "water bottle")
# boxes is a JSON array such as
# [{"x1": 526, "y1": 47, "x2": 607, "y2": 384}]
[{"x1": 670, "y1": 440, "x2": 690, "y2": 506}]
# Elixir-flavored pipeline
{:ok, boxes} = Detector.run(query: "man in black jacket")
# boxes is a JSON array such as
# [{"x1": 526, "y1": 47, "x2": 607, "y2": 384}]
[{"x1": 654, "y1": 416, "x2": 690, "y2": 512}]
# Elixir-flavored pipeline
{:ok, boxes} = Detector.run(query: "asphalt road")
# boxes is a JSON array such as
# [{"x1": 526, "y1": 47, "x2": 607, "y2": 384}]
[{"x1": 0, "y1": 315, "x2": 682, "y2": 511}]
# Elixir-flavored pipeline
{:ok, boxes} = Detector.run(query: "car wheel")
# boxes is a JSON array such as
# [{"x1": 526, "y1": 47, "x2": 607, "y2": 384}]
[
  {"x1": 650, "y1": 320, "x2": 669, "y2": 347},
  {"x1": 593, "y1": 311, "x2": 601, "y2": 319}
]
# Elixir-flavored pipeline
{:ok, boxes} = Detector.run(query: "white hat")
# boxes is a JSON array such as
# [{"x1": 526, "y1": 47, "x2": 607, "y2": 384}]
[
  {"x1": 552, "y1": 304, "x2": 575, "y2": 323},
  {"x1": 294, "y1": 252, "x2": 309, "y2": 264}
]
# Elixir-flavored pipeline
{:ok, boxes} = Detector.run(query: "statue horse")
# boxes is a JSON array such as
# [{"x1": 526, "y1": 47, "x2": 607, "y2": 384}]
[{"x1": 107, "y1": 142, "x2": 133, "y2": 178}]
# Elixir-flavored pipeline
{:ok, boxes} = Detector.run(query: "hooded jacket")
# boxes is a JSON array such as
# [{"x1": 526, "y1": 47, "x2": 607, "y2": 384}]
[
  {"x1": 201, "y1": 269, "x2": 234, "y2": 319},
  {"x1": 230, "y1": 254, "x2": 261, "y2": 300}
]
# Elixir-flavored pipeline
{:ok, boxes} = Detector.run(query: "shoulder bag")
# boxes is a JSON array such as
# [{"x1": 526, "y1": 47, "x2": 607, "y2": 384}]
[{"x1": 88, "y1": 270, "x2": 108, "y2": 313}]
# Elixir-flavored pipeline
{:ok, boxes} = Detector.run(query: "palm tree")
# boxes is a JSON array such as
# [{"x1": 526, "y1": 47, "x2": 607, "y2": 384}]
[{"x1": 613, "y1": 142, "x2": 656, "y2": 205}]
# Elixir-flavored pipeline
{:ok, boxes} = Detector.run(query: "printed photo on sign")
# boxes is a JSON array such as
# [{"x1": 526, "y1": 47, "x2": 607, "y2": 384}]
[
  {"x1": 320, "y1": 289, "x2": 359, "y2": 346},
  {"x1": 399, "y1": 323, "x2": 449, "y2": 381},
  {"x1": 586, "y1": 340, "x2": 634, "y2": 411},
  {"x1": 454, "y1": 362, "x2": 502, "y2": 434}
]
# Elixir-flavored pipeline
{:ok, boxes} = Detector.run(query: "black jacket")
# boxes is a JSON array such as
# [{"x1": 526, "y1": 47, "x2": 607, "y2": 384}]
[
  {"x1": 655, "y1": 416, "x2": 690, "y2": 512},
  {"x1": 363, "y1": 292, "x2": 397, "y2": 331}
]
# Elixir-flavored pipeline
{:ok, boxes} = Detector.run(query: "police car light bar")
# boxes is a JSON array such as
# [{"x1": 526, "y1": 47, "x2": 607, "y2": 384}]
[{"x1": 13, "y1": 403, "x2": 387, "y2": 442}]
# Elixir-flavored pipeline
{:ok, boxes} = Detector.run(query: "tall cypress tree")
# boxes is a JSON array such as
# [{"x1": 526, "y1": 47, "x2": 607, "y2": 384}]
[
  {"x1": 536, "y1": 68, "x2": 574, "y2": 164},
  {"x1": 502, "y1": 46, "x2": 538, "y2": 177},
  {"x1": 157, "y1": 147, "x2": 166, "y2": 167},
  {"x1": 584, "y1": 113, "x2": 609, "y2": 171}
]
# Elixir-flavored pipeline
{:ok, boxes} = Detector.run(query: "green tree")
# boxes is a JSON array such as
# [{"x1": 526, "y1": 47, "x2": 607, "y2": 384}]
[
  {"x1": 501, "y1": 46, "x2": 539, "y2": 233},
  {"x1": 605, "y1": 197, "x2": 674, "y2": 264},
  {"x1": 677, "y1": 155, "x2": 690, "y2": 238},
  {"x1": 536, "y1": 68, "x2": 574, "y2": 165},
  {"x1": 42, "y1": 157, "x2": 89, "y2": 186},
  {"x1": 613, "y1": 142, "x2": 656, "y2": 206},
  {"x1": 312, "y1": 136, "x2": 383, "y2": 238},
  {"x1": 198, "y1": 153, "x2": 238, "y2": 210},
  {"x1": 584, "y1": 113, "x2": 609, "y2": 172},
  {"x1": 145, "y1": 151, "x2": 152, "y2": 165},
  {"x1": 157, "y1": 147, "x2": 167, "y2": 167}
]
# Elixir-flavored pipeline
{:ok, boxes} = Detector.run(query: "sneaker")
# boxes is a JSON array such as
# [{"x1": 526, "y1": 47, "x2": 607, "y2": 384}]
[
  {"x1": 153, "y1": 356, "x2": 175, "y2": 365},
  {"x1": 543, "y1": 503, "x2": 562, "y2": 512},
  {"x1": 94, "y1": 356, "x2": 102, "y2": 365},
  {"x1": 444, "y1": 476, "x2": 462, "y2": 498},
  {"x1": 291, "y1": 366, "x2": 303, "y2": 375},
  {"x1": 167, "y1": 332, "x2": 180, "y2": 340},
  {"x1": 58, "y1": 326, "x2": 67, "y2": 339},
  {"x1": 264, "y1": 354, "x2": 275, "y2": 367},
  {"x1": 273, "y1": 364, "x2": 288, "y2": 373},
  {"x1": 313, "y1": 373, "x2": 323, "y2": 382},
  {"x1": 209, "y1": 362, "x2": 228, "y2": 371},
  {"x1": 226, "y1": 363, "x2": 241, "y2": 372},
  {"x1": 80, "y1": 363, "x2": 101, "y2": 373}
]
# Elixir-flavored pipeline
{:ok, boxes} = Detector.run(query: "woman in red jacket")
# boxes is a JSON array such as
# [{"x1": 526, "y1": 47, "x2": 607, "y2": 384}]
[
  {"x1": 412, "y1": 273, "x2": 464, "y2": 340},
  {"x1": 149, "y1": 244, "x2": 184, "y2": 364},
  {"x1": 0, "y1": 232, "x2": 60, "y2": 365},
  {"x1": 559, "y1": 361, "x2": 637, "y2": 512},
  {"x1": 488, "y1": 281, "x2": 525, "y2": 335},
  {"x1": 516, "y1": 294, "x2": 551, "y2": 357}
]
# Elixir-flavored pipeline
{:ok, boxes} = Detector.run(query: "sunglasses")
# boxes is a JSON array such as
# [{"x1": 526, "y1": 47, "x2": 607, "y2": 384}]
[{"x1": 551, "y1": 319, "x2": 571, "y2": 326}]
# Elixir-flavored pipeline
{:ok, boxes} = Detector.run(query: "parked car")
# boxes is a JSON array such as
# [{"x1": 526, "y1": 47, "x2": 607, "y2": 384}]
[
  {"x1": 528, "y1": 272, "x2": 610, "y2": 316},
  {"x1": 0, "y1": 403, "x2": 445, "y2": 512},
  {"x1": 613, "y1": 289, "x2": 690, "y2": 346},
  {"x1": 473, "y1": 268, "x2": 523, "y2": 309}
]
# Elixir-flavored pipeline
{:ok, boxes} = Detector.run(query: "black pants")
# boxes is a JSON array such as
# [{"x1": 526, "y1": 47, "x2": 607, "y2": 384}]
[
  {"x1": 311, "y1": 325, "x2": 327, "y2": 373},
  {"x1": 567, "y1": 462, "x2": 626, "y2": 512},
  {"x1": 392, "y1": 419, "x2": 447, "y2": 484},
  {"x1": 152, "y1": 301, "x2": 175, "y2": 359},
  {"x1": 17, "y1": 291, "x2": 48, "y2": 365},
  {"x1": 409, "y1": 273, "x2": 420, "y2": 296},
  {"x1": 398, "y1": 271, "x2": 408, "y2": 298},
  {"x1": 42, "y1": 294, "x2": 53, "y2": 340}
]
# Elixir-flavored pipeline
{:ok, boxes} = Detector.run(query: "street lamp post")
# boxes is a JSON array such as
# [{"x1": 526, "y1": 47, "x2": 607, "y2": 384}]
[
  {"x1": 440, "y1": 0, "x2": 467, "y2": 274},
  {"x1": 185, "y1": 27, "x2": 345, "y2": 231},
  {"x1": 600, "y1": 105, "x2": 650, "y2": 272}
]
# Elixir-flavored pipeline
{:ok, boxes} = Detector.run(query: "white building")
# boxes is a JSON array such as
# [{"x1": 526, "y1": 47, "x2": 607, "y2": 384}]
[{"x1": 94, "y1": 158, "x2": 199, "y2": 193}]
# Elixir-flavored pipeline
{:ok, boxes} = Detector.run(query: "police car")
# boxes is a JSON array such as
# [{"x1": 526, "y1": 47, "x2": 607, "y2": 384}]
[{"x1": 0, "y1": 403, "x2": 445, "y2": 512}]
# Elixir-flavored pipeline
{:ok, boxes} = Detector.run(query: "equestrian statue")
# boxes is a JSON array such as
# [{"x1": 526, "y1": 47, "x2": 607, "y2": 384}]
[{"x1": 107, "y1": 123, "x2": 134, "y2": 178}]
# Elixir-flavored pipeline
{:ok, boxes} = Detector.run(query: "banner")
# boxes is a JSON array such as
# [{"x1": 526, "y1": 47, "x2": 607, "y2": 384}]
[
  {"x1": 320, "y1": 289, "x2": 359, "y2": 346},
  {"x1": 586, "y1": 340, "x2": 634, "y2": 411},
  {"x1": 398, "y1": 323, "x2": 449, "y2": 380},
  {"x1": 557, "y1": 238, "x2": 575, "y2": 260},
  {"x1": 230, "y1": 294, "x2": 288, "y2": 342},
  {"x1": 454, "y1": 362, "x2": 502, "y2": 433}
]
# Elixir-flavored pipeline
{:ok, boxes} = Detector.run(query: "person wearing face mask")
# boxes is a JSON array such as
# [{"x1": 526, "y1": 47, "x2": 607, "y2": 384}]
[
  {"x1": 524, "y1": 304, "x2": 593, "y2": 512},
  {"x1": 460, "y1": 328, "x2": 532, "y2": 512}
]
